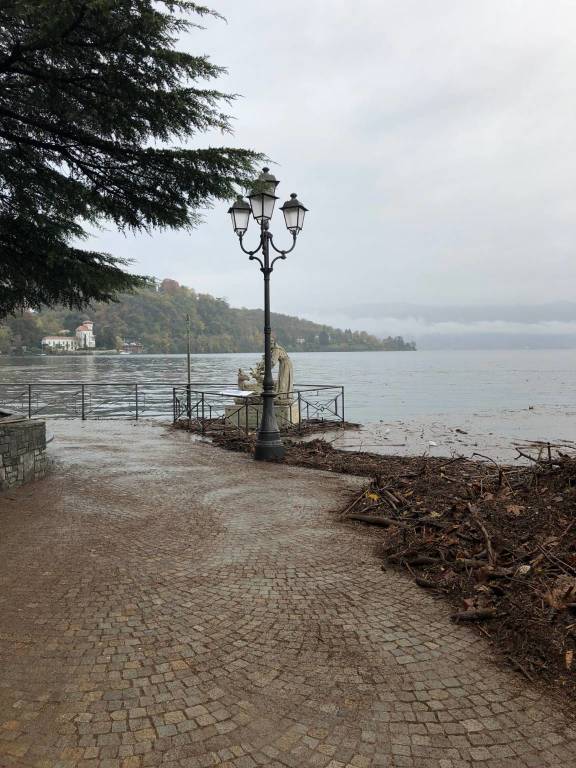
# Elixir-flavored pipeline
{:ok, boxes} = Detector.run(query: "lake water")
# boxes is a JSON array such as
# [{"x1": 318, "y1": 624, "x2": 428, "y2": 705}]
[{"x1": 0, "y1": 349, "x2": 575, "y2": 429}]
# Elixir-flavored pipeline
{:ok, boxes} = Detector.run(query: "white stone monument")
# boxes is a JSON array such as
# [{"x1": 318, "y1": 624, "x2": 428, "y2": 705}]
[{"x1": 224, "y1": 341, "x2": 300, "y2": 429}]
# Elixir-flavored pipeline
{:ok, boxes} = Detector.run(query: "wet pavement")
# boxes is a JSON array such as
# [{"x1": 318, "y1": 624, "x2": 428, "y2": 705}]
[{"x1": 0, "y1": 420, "x2": 575, "y2": 768}]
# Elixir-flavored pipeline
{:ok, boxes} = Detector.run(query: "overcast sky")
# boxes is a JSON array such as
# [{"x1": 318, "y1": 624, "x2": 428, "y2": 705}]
[{"x1": 87, "y1": 0, "x2": 576, "y2": 333}]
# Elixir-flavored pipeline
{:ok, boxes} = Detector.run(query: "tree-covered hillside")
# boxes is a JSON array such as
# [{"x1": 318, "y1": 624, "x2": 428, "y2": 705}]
[{"x1": 0, "y1": 280, "x2": 415, "y2": 354}]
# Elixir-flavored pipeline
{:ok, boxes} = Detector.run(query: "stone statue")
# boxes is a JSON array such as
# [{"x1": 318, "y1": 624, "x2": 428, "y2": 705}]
[
  {"x1": 227, "y1": 343, "x2": 298, "y2": 427},
  {"x1": 271, "y1": 340, "x2": 294, "y2": 403},
  {"x1": 237, "y1": 367, "x2": 250, "y2": 389},
  {"x1": 237, "y1": 361, "x2": 265, "y2": 401},
  {"x1": 237, "y1": 341, "x2": 294, "y2": 403},
  {"x1": 251, "y1": 360, "x2": 265, "y2": 389}
]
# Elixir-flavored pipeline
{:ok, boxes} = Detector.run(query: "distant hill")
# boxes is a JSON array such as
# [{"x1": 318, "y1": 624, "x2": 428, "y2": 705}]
[{"x1": 0, "y1": 279, "x2": 415, "y2": 354}]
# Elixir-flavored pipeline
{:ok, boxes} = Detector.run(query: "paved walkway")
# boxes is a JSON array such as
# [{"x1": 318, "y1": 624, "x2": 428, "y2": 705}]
[{"x1": 0, "y1": 422, "x2": 575, "y2": 768}]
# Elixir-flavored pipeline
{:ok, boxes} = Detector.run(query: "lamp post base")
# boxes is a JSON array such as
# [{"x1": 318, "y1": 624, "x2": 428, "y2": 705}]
[{"x1": 254, "y1": 432, "x2": 285, "y2": 461}]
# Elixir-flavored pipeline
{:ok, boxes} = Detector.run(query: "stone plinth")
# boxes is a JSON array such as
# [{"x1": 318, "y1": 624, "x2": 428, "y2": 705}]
[
  {"x1": 224, "y1": 401, "x2": 300, "y2": 430},
  {"x1": 0, "y1": 415, "x2": 48, "y2": 491}
]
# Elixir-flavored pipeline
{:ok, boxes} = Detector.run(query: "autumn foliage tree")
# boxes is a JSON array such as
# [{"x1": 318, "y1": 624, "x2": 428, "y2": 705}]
[{"x1": 0, "y1": 1, "x2": 259, "y2": 318}]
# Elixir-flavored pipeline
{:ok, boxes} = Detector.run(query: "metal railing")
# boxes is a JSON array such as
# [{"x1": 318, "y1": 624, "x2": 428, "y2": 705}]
[
  {"x1": 173, "y1": 384, "x2": 345, "y2": 434},
  {"x1": 0, "y1": 381, "x2": 227, "y2": 420},
  {"x1": 0, "y1": 381, "x2": 345, "y2": 428}
]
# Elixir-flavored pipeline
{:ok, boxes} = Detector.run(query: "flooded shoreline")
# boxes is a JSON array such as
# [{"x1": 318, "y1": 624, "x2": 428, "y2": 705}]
[
  {"x1": 1, "y1": 349, "x2": 575, "y2": 456},
  {"x1": 302, "y1": 404, "x2": 576, "y2": 464}
]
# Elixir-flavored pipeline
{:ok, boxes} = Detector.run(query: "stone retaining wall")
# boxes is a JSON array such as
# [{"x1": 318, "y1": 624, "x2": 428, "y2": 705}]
[{"x1": 0, "y1": 416, "x2": 48, "y2": 491}]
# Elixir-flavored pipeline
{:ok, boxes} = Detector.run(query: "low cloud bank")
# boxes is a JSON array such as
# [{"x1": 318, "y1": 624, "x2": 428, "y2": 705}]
[{"x1": 305, "y1": 304, "x2": 576, "y2": 349}]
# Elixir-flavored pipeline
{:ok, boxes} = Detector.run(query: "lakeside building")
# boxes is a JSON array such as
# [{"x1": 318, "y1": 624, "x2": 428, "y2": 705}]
[
  {"x1": 41, "y1": 320, "x2": 96, "y2": 352},
  {"x1": 75, "y1": 320, "x2": 96, "y2": 349},
  {"x1": 41, "y1": 334, "x2": 79, "y2": 352},
  {"x1": 120, "y1": 340, "x2": 144, "y2": 354}
]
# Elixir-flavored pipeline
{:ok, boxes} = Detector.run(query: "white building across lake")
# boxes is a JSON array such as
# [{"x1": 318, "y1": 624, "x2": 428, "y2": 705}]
[
  {"x1": 75, "y1": 320, "x2": 96, "y2": 349},
  {"x1": 42, "y1": 320, "x2": 96, "y2": 352}
]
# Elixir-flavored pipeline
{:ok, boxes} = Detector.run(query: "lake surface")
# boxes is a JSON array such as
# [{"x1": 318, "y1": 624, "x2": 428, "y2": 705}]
[{"x1": 0, "y1": 349, "x2": 575, "y2": 430}]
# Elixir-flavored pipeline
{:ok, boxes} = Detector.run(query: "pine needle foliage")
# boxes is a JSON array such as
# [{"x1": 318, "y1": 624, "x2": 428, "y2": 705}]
[{"x1": 0, "y1": 0, "x2": 261, "y2": 318}]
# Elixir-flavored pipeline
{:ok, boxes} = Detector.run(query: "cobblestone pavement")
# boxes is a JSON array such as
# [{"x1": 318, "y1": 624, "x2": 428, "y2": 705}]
[{"x1": 1, "y1": 421, "x2": 575, "y2": 768}]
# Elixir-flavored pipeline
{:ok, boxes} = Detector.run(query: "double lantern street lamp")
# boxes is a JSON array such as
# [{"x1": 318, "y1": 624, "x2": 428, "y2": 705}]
[{"x1": 228, "y1": 168, "x2": 308, "y2": 461}]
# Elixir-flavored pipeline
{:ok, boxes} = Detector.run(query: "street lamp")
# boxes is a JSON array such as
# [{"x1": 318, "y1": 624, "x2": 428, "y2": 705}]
[{"x1": 228, "y1": 167, "x2": 308, "y2": 461}]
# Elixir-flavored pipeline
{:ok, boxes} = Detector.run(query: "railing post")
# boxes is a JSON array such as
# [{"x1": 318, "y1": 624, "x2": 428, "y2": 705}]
[
  {"x1": 245, "y1": 400, "x2": 249, "y2": 436},
  {"x1": 341, "y1": 386, "x2": 345, "y2": 423},
  {"x1": 201, "y1": 393, "x2": 206, "y2": 435},
  {"x1": 297, "y1": 391, "x2": 302, "y2": 433},
  {"x1": 28, "y1": 384, "x2": 32, "y2": 419},
  {"x1": 81, "y1": 384, "x2": 86, "y2": 420},
  {"x1": 172, "y1": 388, "x2": 176, "y2": 422},
  {"x1": 135, "y1": 383, "x2": 139, "y2": 420}
]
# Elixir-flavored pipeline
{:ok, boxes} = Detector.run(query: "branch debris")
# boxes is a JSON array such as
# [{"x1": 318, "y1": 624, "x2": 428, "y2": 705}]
[{"x1": 340, "y1": 442, "x2": 576, "y2": 699}]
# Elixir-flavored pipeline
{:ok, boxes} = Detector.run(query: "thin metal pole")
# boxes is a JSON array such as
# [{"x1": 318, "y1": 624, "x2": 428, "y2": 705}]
[
  {"x1": 186, "y1": 313, "x2": 191, "y2": 421},
  {"x1": 297, "y1": 391, "x2": 302, "y2": 433},
  {"x1": 81, "y1": 384, "x2": 86, "y2": 420},
  {"x1": 341, "y1": 386, "x2": 345, "y2": 423},
  {"x1": 28, "y1": 384, "x2": 32, "y2": 418},
  {"x1": 254, "y1": 223, "x2": 284, "y2": 461},
  {"x1": 201, "y1": 393, "x2": 205, "y2": 435},
  {"x1": 135, "y1": 383, "x2": 139, "y2": 420}
]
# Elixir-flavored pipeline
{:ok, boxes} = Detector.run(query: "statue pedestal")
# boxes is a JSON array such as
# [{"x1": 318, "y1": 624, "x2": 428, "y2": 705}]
[{"x1": 224, "y1": 400, "x2": 300, "y2": 431}]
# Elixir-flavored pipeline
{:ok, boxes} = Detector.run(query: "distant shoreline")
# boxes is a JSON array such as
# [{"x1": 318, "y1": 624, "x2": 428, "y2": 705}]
[{"x1": 2, "y1": 347, "x2": 417, "y2": 357}]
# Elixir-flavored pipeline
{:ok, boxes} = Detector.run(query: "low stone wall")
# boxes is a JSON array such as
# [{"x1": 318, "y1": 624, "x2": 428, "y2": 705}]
[{"x1": 0, "y1": 416, "x2": 48, "y2": 491}]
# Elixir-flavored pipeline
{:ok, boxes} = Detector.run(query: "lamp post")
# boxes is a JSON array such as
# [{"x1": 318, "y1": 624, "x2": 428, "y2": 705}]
[{"x1": 228, "y1": 168, "x2": 308, "y2": 461}]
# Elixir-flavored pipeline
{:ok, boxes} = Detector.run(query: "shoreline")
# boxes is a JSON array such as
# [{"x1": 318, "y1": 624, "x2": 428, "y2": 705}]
[{"x1": 298, "y1": 407, "x2": 576, "y2": 464}]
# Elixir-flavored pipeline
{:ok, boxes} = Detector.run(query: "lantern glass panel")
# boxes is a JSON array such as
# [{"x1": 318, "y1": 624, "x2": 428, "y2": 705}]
[
  {"x1": 297, "y1": 207, "x2": 306, "y2": 230},
  {"x1": 262, "y1": 193, "x2": 276, "y2": 220},
  {"x1": 283, "y1": 206, "x2": 299, "y2": 232},
  {"x1": 249, "y1": 194, "x2": 263, "y2": 221},
  {"x1": 231, "y1": 207, "x2": 250, "y2": 233},
  {"x1": 249, "y1": 192, "x2": 276, "y2": 222}
]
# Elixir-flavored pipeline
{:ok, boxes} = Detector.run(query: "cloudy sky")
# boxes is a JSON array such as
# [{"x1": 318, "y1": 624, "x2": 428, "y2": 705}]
[{"x1": 88, "y1": 1, "x2": 576, "y2": 338}]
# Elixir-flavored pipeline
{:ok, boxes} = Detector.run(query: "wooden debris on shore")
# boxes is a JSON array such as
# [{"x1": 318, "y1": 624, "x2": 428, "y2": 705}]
[{"x1": 342, "y1": 442, "x2": 576, "y2": 698}]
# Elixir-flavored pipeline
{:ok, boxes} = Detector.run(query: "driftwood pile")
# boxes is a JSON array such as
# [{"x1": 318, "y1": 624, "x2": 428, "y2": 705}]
[
  {"x1": 343, "y1": 444, "x2": 576, "y2": 696},
  {"x1": 174, "y1": 417, "x2": 360, "y2": 442}
]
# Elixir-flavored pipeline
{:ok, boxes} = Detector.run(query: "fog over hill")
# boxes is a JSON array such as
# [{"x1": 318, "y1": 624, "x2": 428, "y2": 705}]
[{"x1": 307, "y1": 303, "x2": 576, "y2": 350}]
